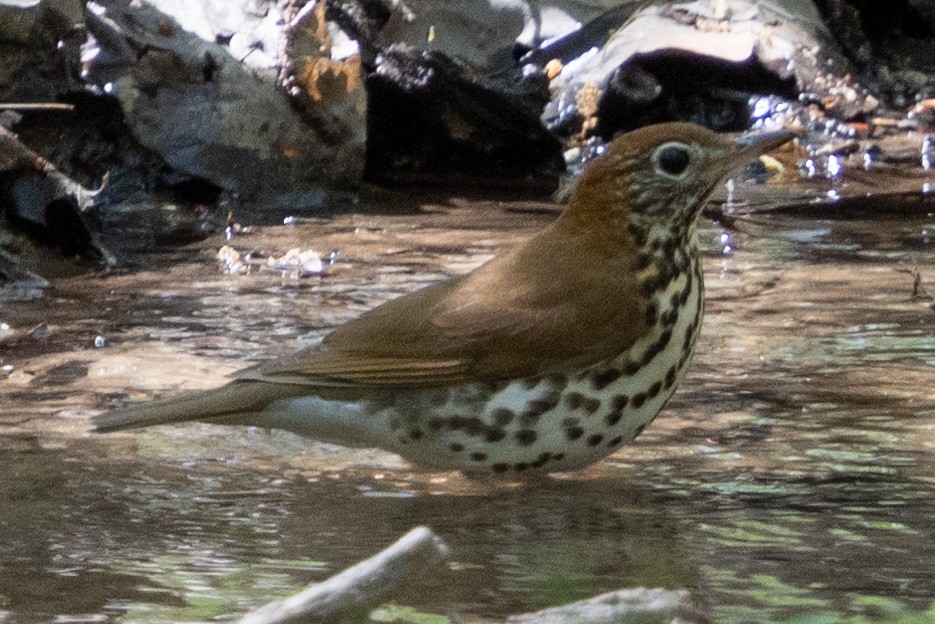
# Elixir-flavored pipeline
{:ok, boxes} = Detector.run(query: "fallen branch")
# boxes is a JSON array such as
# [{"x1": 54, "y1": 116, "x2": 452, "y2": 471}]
[{"x1": 237, "y1": 526, "x2": 450, "y2": 624}]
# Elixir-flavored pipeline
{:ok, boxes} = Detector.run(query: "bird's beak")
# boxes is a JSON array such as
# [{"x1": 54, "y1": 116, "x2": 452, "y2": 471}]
[{"x1": 726, "y1": 128, "x2": 797, "y2": 169}]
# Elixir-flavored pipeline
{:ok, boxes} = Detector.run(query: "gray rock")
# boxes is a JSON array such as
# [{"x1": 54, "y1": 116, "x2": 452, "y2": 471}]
[
  {"x1": 375, "y1": 1, "x2": 642, "y2": 71},
  {"x1": 0, "y1": 0, "x2": 85, "y2": 101},
  {"x1": 85, "y1": 0, "x2": 365, "y2": 204},
  {"x1": 0, "y1": 0, "x2": 43, "y2": 44},
  {"x1": 506, "y1": 587, "x2": 710, "y2": 624}
]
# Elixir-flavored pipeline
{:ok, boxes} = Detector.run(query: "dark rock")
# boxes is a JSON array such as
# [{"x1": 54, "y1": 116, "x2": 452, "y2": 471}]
[
  {"x1": 0, "y1": 125, "x2": 109, "y2": 264},
  {"x1": 83, "y1": 0, "x2": 365, "y2": 203},
  {"x1": 540, "y1": 0, "x2": 877, "y2": 141},
  {"x1": 594, "y1": 49, "x2": 798, "y2": 136},
  {"x1": 365, "y1": 44, "x2": 564, "y2": 188}
]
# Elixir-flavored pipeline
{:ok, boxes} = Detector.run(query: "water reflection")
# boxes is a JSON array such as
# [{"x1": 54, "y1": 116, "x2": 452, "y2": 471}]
[{"x1": 0, "y1": 196, "x2": 933, "y2": 622}]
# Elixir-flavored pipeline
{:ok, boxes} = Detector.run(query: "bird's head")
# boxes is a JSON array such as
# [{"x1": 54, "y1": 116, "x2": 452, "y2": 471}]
[{"x1": 567, "y1": 122, "x2": 795, "y2": 236}]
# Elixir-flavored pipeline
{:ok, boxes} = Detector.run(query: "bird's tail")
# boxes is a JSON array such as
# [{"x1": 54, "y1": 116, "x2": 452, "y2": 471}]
[{"x1": 92, "y1": 381, "x2": 306, "y2": 432}]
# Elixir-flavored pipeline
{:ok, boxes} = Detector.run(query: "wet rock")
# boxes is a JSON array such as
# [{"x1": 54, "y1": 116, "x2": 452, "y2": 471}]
[
  {"x1": 83, "y1": 0, "x2": 365, "y2": 203},
  {"x1": 282, "y1": 1, "x2": 367, "y2": 152},
  {"x1": 506, "y1": 587, "x2": 710, "y2": 624},
  {"x1": 0, "y1": 0, "x2": 44, "y2": 45},
  {"x1": 0, "y1": 125, "x2": 110, "y2": 265},
  {"x1": 0, "y1": 248, "x2": 49, "y2": 301},
  {"x1": 365, "y1": 44, "x2": 565, "y2": 187},
  {"x1": 542, "y1": 0, "x2": 865, "y2": 140},
  {"x1": 0, "y1": 0, "x2": 86, "y2": 102}
]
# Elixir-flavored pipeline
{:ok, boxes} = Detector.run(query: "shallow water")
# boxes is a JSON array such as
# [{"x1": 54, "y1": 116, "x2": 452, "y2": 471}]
[{"x1": 0, "y1": 189, "x2": 934, "y2": 623}]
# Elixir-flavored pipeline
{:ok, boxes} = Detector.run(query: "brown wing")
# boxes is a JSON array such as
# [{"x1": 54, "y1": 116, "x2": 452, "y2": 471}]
[{"x1": 241, "y1": 221, "x2": 650, "y2": 389}]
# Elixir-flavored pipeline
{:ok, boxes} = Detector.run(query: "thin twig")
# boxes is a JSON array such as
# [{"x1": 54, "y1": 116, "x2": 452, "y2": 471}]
[{"x1": 0, "y1": 103, "x2": 75, "y2": 111}]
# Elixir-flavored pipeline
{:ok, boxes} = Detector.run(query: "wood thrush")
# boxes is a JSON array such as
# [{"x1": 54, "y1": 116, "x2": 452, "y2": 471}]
[{"x1": 94, "y1": 122, "x2": 794, "y2": 474}]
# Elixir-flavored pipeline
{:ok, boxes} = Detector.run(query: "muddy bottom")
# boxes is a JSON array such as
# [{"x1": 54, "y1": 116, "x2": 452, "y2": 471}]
[{"x1": 0, "y1": 193, "x2": 933, "y2": 623}]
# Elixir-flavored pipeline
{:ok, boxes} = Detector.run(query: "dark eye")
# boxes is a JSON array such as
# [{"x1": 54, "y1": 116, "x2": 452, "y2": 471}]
[{"x1": 654, "y1": 144, "x2": 691, "y2": 177}]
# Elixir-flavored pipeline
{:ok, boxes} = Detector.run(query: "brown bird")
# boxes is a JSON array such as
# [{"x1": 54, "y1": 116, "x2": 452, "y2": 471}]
[{"x1": 94, "y1": 122, "x2": 793, "y2": 474}]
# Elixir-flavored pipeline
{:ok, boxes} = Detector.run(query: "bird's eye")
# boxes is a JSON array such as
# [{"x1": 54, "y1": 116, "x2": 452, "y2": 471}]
[{"x1": 653, "y1": 143, "x2": 691, "y2": 177}]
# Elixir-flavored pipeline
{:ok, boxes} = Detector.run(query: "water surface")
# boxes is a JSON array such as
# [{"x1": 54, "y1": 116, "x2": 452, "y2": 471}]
[{"x1": 1, "y1": 192, "x2": 933, "y2": 623}]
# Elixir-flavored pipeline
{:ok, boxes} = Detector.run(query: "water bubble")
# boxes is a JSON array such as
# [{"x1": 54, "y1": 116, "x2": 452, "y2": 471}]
[
  {"x1": 716, "y1": 232, "x2": 734, "y2": 256},
  {"x1": 922, "y1": 135, "x2": 935, "y2": 170},
  {"x1": 752, "y1": 97, "x2": 772, "y2": 119},
  {"x1": 93, "y1": 335, "x2": 106, "y2": 348},
  {"x1": 800, "y1": 159, "x2": 818, "y2": 178},
  {"x1": 826, "y1": 154, "x2": 844, "y2": 178}
]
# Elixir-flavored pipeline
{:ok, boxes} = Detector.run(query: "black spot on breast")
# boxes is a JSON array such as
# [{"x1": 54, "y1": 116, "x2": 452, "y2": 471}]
[
  {"x1": 565, "y1": 426, "x2": 584, "y2": 441},
  {"x1": 564, "y1": 392, "x2": 585, "y2": 410},
  {"x1": 623, "y1": 361, "x2": 641, "y2": 376},
  {"x1": 492, "y1": 463, "x2": 509, "y2": 473},
  {"x1": 449, "y1": 443, "x2": 464, "y2": 452},
  {"x1": 641, "y1": 279, "x2": 657, "y2": 298},
  {"x1": 531, "y1": 452, "x2": 551, "y2": 468},
  {"x1": 428, "y1": 418, "x2": 444, "y2": 431},
  {"x1": 522, "y1": 395, "x2": 560, "y2": 424},
  {"x1": 485, "y1": 429, "x2": 506, "y2": 443},
  {"x1": 632, "y1": 393, "x2": 647, "y2": 408},
  {"x1": 514, "y1": 462, "x2": 529, "y2": 472},
  {"x1": 409, "y1": 428, "x2": 424, "y2": 441},
  {"x1": 448, "y1": 416, "x2": 486, "y2": 436},
  {"x1": 674, "y1": 250, "x2": 689, "y2": 272},
  {"x1": 605, "y1": 409, "x2": 623, "y2": 427},
  {"x1": 636, "y1": 254, "x2": 653, "y2": 270},
  {"x1": 612, "y1": 395, "x2": 629, "y2": 410},
  {"x1": 645, "y1": 302, "x2": 658, "y2": 326},
  {"x1": 470, "y1": 452, "x2": 488, "y2": 462},
  {"x1": 608, "y1": 436, "x2": 624, "y2": 447},
  {"x1": 492, "y1": 408, "x2": 515, "y2": 426},
  {"x1": 683, "y1": 326, "x2": 695, "y2": 351},
  {"x1": 515, "y1": 429, "x2": 537, "y2": 446},
  {"x1": 641, "y1": 329, "x2": 673, "y2": 365},
  {"x1": 552, "y1": 453, "x2": 566, "y2": 461},
  {"x1": 628, "y1": 223, "x2": 647, "y2": 246},
  {"x1": 591, "y1": 368, "x2": 621, "y2": 391},
  {"x1": 583, "y1": 397, "x2": 601, "y2": 414},
  {"x1": 664, "y1": 366, "x2": 677, "y2": 389},
  {"x1": 647, "y1": 381, "x2": 662, "y2": 398},
  {"x1": 587, "y1": 434, "x2": 604, "y2": 446}
]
